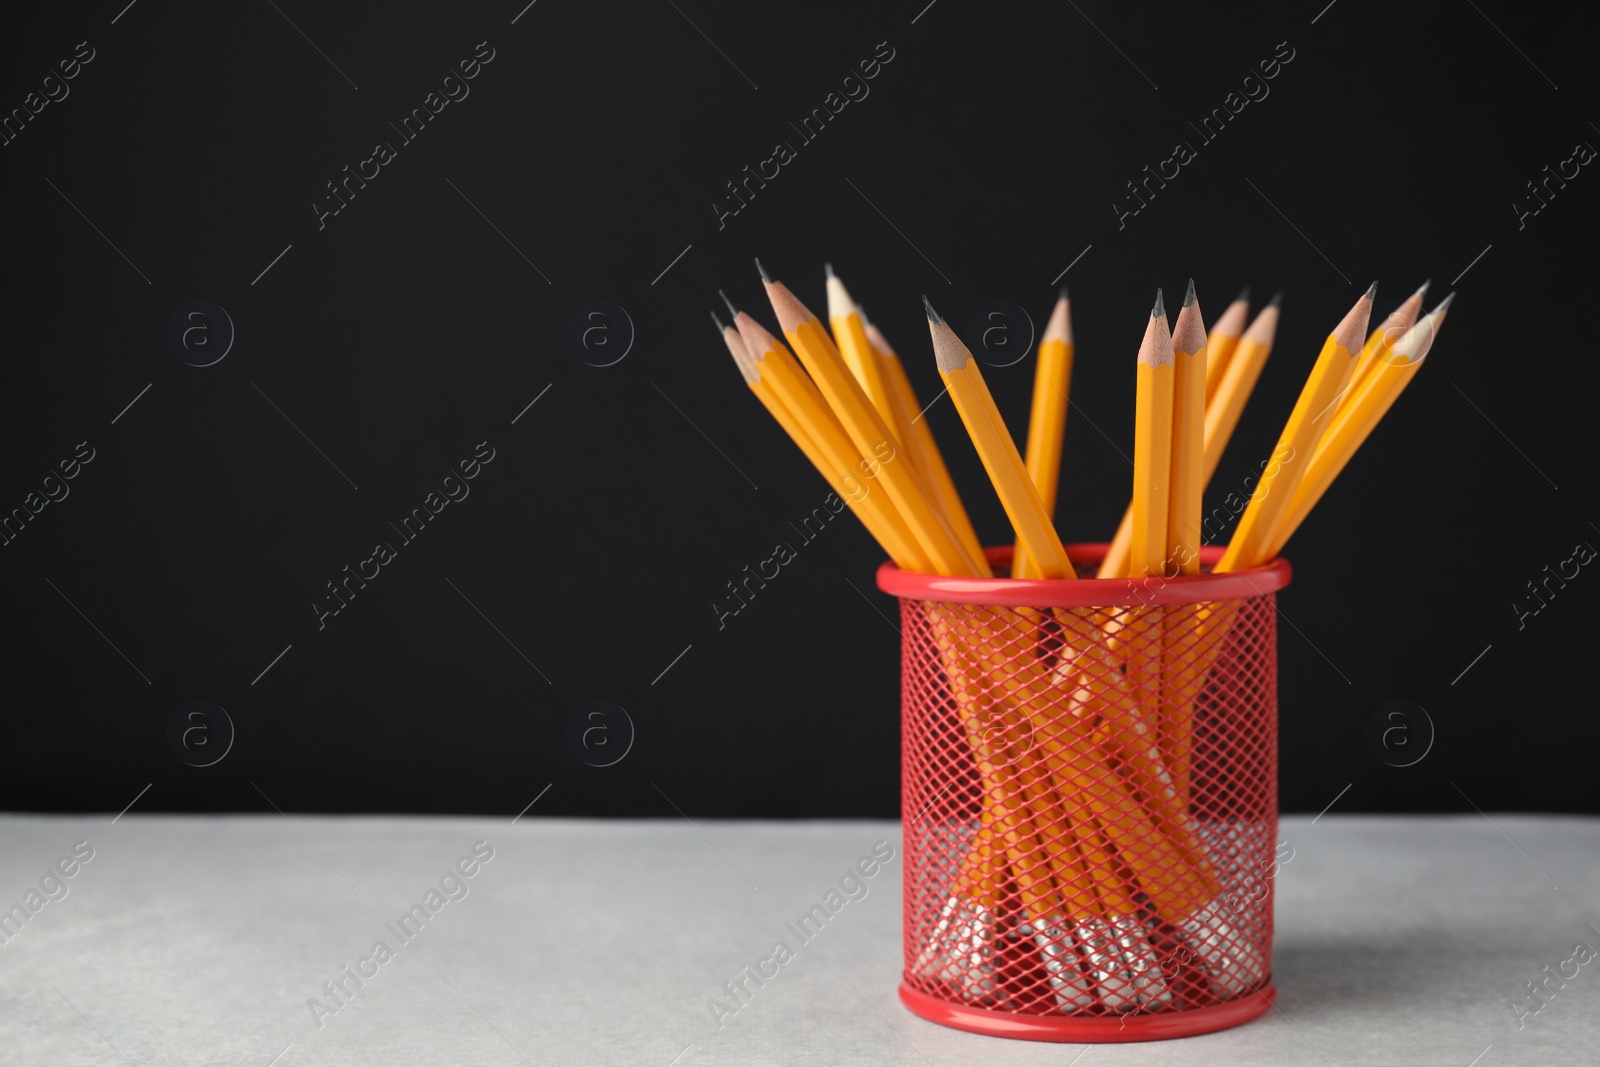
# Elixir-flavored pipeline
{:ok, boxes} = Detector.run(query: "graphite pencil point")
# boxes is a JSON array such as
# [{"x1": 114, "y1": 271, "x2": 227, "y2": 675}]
[
  {"x1": 1268, "y1": 290, "x2": 1283, "y2": 309},
  {"x1": 921, "y1": 295, "x2": 943, "y2": 325},
  {"x1": 755, "y1": 258, "x2": 773, "y2": 283},
  {"x1": 1364, "y1": 279, "x2": 1379, "y2": 301},
  {"x1": 1137, "y1": 298, "x2": 1176, "y2": 366},
  {"x1": 1433, "y1": 291, "x2": 1457, "y2": 314},
  {"x1": 1171, "y1": 285, "x2": 1207, "y2": 356},
  {"x1": 710, "y1": 310, "x2": 725, "y2": 334},
  {"x1": 824, "y1": 261, "x2": 835, "y2": 279},
  {"x1": 719, "y1": 289, "x2": 740, "y2": 319},
  {"x1": 1059, "y1": 284, "x2": 1069, "y2": 301},
  {"x1": 1333, "y1": 286, "x2": 1376, "y2": 352},
  {"x1": 1152, "y1": 287, "x2": 1166, "y2": 320}
]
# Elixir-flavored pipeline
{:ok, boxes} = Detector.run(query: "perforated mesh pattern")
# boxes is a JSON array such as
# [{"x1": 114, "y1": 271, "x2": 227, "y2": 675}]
[{"x1": 900, "y1": 591, "x2": 1278, "y2": 1018}]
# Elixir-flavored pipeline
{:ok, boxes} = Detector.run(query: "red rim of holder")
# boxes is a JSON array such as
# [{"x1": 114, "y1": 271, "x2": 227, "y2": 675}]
[{"x1": 876, "y1": 543, "x2": 1292, "y2": 607}]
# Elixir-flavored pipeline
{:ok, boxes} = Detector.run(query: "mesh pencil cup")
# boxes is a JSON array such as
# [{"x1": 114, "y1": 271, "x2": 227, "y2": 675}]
[{"x1": 877, "y1": 542, "x2": 1291, "y2": 1043}]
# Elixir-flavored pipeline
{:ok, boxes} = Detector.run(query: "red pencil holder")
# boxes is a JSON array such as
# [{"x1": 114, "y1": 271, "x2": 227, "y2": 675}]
[{"x1": 877, "y1": 543, "x2": 1291, "y2": 1042}]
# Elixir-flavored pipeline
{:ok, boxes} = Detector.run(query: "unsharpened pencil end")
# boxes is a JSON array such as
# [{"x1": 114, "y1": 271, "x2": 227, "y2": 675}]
[
  {"x1": 755, "y1": 258, "x2": 773, "y2": 283},
  {"x1": 922, "y1": 294, "x2": 944, "y2": 325},
  {"x1": 1183, "y1": 279, "x2": 1197, "y2": 308},
  {"x1": 719, "y1": 289, "x2": 739, "y2": 320},
  {"x1": 1152, "y1": 287, "x2": 1166, "y2": 320}
]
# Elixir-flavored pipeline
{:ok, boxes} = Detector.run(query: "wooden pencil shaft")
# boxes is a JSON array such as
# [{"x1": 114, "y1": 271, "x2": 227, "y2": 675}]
[
  {"x1": 1130, "y1": 360, "x2": 1174, "y2": 578},
  {"x1": 1201, "y1": 295, "x2": 1250, "y2": 407},
  {"x1": 1268, "y1": 309, "x2": 1443, "y2": 556},
  {"x1": 1015, "y1": 335, "x2": 1074, "y2": 580},
  {"x1": 876, "y1": 346, "x2": 991, "y2": 576},
  {"x1": 1217, "y1": 321, "x2": 1363, "y2": 572},
  {"x1": 1168, "y1": 341, "x2": 1206, "y2": 576},
  {"x1": 755, "y1": 341, "x2": 933, "y2": 571},
  {"x1": 1199, "y1": 334, "x2": 1274, "y2": 487},
  {"x1": 778, "y1": 305, "x2": 978, "y2": 577},
  {"x1": 827, "y1": 278, "x2": 897, "y2": 424},
  {"x1": 1203, "y1": 332, "x2": 1242, "y2": 407},
  {"x1": 746, "y1": 373, "x2": 908, "y2": 564},
  {"x1": 1100, "y1": 302, "x2": 1278, "y2": 581},
  {"x1": 943, "y1": 359, "x2": 1076, "y2": 580}
]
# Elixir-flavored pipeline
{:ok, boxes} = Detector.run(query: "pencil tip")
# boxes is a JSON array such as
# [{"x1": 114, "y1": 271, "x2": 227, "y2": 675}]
[
  {"x1": 1433, "y1": 291, "x2": 1456, "y2": 314},
  {"x1": 1152, "y1": 287, "x2": 1165, "y2": 319},
  {"x1": 823, "y1": 261, "x2": 835, "y2": 279},
  {"x1": 1268, "y1": 290, "x2": 1283, "y2": 309},
  {"x1": 1058, "y1": 284, "x2": 1069, "y2": 302},
  {"x1": 1235, "y1": 285, "x2": 1251, "y2": 305},
  {"x1": 1416, "y1": 278, "x2": 1432, "y2": 299},
  {"x1": 1183, "y1": 278, "x2": 1197, "y2": 308},
  {"x1": 1363, "y1": 279, "x2": 1379, "y2": 302},
  {"x1": 921, "y1": 294, "x2": 943, "y2": 325},
  {"x1": 719, "y1": 289, "x2": 739, "y2": 319},
  {"x1": 710, "y1": 310, "x2": 725, "y2": 334},
  {"x1": 755, "y1": 258, "x2": 772, "y2": 283}
]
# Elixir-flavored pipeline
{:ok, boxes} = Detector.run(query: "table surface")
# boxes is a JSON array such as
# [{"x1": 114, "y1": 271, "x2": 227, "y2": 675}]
[{"x1": 0, "y1": 813, "x2": 1594, "y2": 1066}]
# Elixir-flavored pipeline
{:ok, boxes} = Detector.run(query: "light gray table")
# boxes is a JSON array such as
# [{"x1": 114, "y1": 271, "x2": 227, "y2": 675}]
[{"x1": 1, "y1": 813, "x2": 1594, "y2": 1065}]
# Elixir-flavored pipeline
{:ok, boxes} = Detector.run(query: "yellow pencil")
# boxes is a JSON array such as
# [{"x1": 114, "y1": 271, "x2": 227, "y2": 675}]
[
  {"x1": 760, "y1": 262, "x2": 983, "y2": 578},
  {"x1": 1014, "y1": 287, "x2": 1075, "y2": 580},
  {"x1": 1160, "y1": 297, "x2": 1279, "y2": 729},
  {"x1": 1216, "y1": 283, "x2": 1376, "y2": 572},
  {"x1": 1200, "y1": 293, "x2": 1282, "y2": 489},
  {"x1": 924, "y1": 296, "x2": 1075, "y2": 580},
  {"x1": 1130, "y1": 289, "x2": 1175, "y2": 581},
  {"x1": 1097, "y1": 290, "x2": 1277, "y2": 580},
  {"x1": 1202, "y1": 287, "x2": 1250, "y2": 409},
  {"x1": 863, "y1": 317, "x2": 989, "y2": 571},
  {"x1": 1167, "y1": 280, "x2": 1207, "y2": 576},
  {"x1": 1345, "y1": 280, "x2": 1428, "y2": 402},
  {"x1": 716, "y1": 311, "x2": 910, "y2": 564},
  {"x1": 1267, "y1": 294, "x2": 1453, "y2": 557},
  {"x1": 1122, "y1": 290, "x2": 1176, "y2": 812},
  {"x1": 1161, "y1": 283, "x2": 1207, "y2": 798},
  {"x1": 727, "y1": 301, "x2": 931, "y2": 572},
  {"x1": 824, "y1": 264, "x2": 896, "y2": 424}
]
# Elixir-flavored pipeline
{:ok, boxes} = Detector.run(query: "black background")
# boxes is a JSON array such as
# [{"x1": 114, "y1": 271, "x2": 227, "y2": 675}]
[{"x1": 2, "y1": 0, "x2": 1596, "y2": 819}]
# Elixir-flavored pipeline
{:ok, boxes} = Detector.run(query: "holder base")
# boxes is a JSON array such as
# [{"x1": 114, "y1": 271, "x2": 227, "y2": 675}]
[{"x1": 897, "y1": 980, "x2": 1276, "y2": 1043}]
